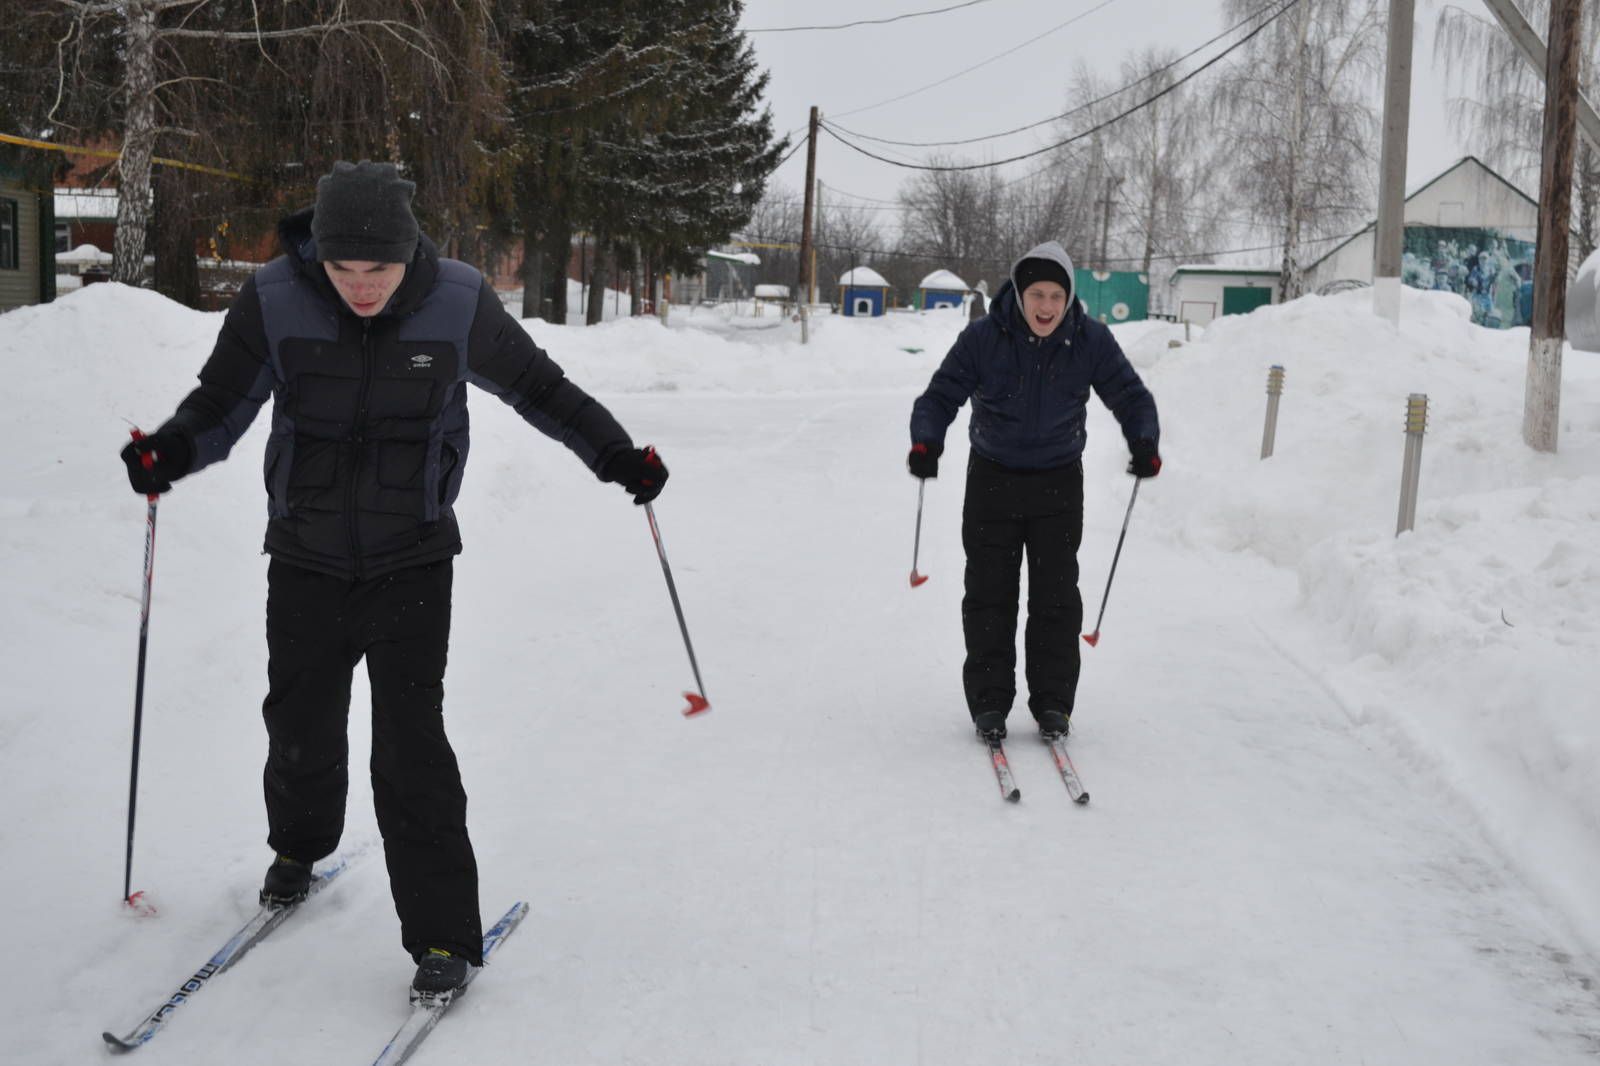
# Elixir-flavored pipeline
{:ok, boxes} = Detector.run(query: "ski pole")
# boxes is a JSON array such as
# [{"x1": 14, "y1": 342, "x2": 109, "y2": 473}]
[
  {"x1": 909, "y1": 479, "x2": 930, "y2": 588},
  {"x1": 1082, "y1": 478, "x2": 1141, "y2": 647},
  {"x1": 123, "y1": 429, "x2": 160, "y2": 909},
  {"x1": 644, "y1": 499, "x2": 710, "y2": 716}
]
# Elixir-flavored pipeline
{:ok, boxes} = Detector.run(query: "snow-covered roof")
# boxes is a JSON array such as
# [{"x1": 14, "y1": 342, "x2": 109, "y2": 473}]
[
  {"x1": 708, "y1": 249, "x2": 761, "y2": 266},
  {"x1": 54, "y1": 189, "x2": 118, "y2": 220},
  {"x1": 58, "y1": 243, "x2": 111, "y2": 263},
  {"x1": 839, "y1": 266, "x2": 889, "y2": 288},
  {"x1": 754, "y1": 284, "x2": 790, "y2": 298},
  {"x1": 1171, "y1": 263, "x2": 1278, "y2": 276},
  {"x1": 919, "y1": 269, "x2": 969, "y2": 292}
]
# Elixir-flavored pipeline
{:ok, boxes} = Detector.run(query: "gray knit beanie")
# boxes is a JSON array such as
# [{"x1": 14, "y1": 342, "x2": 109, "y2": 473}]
[{"x1": 311, "y1": 160, "x2": 419, "y2": 263}]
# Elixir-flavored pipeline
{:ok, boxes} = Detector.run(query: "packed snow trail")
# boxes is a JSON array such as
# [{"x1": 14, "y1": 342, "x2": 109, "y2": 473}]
[{"x1": 2, "y1": 294, "x2": 1598, "y2": 1063}]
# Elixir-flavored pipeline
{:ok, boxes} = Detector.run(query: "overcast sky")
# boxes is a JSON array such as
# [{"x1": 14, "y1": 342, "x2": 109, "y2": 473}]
[{"x1": 738, "y1": 0, "x2": 1473, "y2": 237}]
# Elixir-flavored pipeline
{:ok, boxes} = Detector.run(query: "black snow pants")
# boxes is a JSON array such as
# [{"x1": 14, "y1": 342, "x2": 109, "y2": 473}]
[
  {"x1": 961, "y1": 454, "x2": 1085, "y2": 725},
  {"x1": 262, "y1": 558, "x2": 483, "y2": 964}
]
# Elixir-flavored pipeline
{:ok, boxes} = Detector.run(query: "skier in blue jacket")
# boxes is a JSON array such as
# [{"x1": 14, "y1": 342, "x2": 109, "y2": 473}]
[{"x1": 908, "y1": 241, "x2": 1160, "y2": 742}]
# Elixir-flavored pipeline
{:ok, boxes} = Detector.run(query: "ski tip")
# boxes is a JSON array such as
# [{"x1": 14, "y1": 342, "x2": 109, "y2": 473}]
[
  {"x1": 102, "y1": 1032, "x2": 136, "y2": 1054},
  {"x1": 1075, "y1": 792, "x2": 1091, "y2": 806},
  {"x1": 681, "y1": 692, "x2": 711, "y2": 717},
  {"x1": 1006, "y1": 788, "x2": 1021, "y2": 803},
  {"x1": 909, "y1": 570, "x2": 929, "y2": 588},
  {"x1": 1081, "y1": 631, "x2": 1099, "y2": 647}
]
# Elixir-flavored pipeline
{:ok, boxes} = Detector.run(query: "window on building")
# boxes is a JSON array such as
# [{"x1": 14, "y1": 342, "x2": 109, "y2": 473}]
[
  {"x1": 0, "y1": 199, "x2": 18, "y2": 271},
  {"x1": 56, "y1": 223, "x2": 71, "y2": 254}
]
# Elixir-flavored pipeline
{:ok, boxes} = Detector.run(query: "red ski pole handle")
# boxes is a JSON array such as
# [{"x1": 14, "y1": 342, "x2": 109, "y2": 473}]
[{"x1": 129, "y1": 428, "x2": 160, "y2": 502}]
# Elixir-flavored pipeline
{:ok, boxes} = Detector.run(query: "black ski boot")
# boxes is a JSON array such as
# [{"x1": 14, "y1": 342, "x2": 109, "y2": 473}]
[
  {"x1": 1037, "y1": 710, "x2": 1071, "y2": 741},
  {"x1": 410, "y1": 948, "x2": 473, "y2": 1005},
  {"x1": 259, "y1": 855, "x2": 312, "y2": 907},
  {"x1": 973, "y1": 711, "x2": 1007, "y2": 742}
]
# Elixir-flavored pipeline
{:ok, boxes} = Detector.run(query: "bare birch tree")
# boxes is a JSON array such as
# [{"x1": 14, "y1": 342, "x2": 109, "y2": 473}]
[
  {"x1": 1097, "y1": 47, "x2": 1223, "y2": 283},
  {"x1": 39, "y1": 0, "x2": 461, "y2": 285},
  {"x1": 1214, "y1": 0, "x2": 1385, "y2": 299}
]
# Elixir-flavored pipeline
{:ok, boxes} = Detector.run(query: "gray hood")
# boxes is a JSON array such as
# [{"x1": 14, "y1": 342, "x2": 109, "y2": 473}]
[{"x1": 1010, "y1": 240, "x2": 1076, "y2": 305}]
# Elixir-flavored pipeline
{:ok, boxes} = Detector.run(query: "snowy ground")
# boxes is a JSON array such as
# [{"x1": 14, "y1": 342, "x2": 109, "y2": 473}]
[{"x1": 2, "y1": 284, "x2": 1598, "y2": 1064}]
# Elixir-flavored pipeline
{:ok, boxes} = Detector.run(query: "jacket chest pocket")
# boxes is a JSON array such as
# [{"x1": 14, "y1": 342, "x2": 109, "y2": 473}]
[
  {"x1": 975, "y1": 351, "x2": 1022, "y2": 402},
  {"x1": 369, "y1": 342, "x2": 457, "y2": 421}
]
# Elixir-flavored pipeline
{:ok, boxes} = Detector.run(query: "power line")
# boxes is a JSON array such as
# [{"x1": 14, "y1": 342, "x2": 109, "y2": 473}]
[
  {"x1": 774, "y1": 136, "x2": 807, "y2": 169},
  {"x1": 818, "y1": 0, "x2": 1303, "y2": 173},
  {"x1": 740, "y1": 225, "x2": 1365, "y2": 269},
  {"x1": 746, "y1": 0, "x2": 1002, "y2": 34},
  {"x1": 829, "y1": 0, "x2": 1124, "y2": 120},
  {"x1": 823, "y1": 0, "x2": 1291, "y2": 149}
]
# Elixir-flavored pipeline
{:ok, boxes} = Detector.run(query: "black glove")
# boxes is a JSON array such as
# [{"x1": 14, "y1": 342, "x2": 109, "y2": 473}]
[
  {"x1": 1128, "y1": 437, "x2": 1161, "y2": 479},
  {"x1": 602, "y1": 446, "x2": 669, "y2": 504},
  {"x1": 907, "y1": 441, "x2": 942, "y2": 479},
  {"x1": 120, "y1": 428, "x2": 193, "y2": 496}
]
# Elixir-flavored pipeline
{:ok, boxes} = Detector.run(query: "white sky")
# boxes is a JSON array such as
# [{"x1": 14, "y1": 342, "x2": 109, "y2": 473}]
[{"x1": 740, "y1": 0, "x2": 1475, "y2": 237}]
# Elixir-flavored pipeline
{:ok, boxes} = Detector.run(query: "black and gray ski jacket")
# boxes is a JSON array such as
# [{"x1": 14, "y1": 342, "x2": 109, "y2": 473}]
[{"x1": 161, "y1": 209, "x2": 631, "y2": 579}]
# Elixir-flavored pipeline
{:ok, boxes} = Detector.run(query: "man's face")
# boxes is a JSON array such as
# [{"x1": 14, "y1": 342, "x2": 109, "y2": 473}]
[
  {"x1": 1021, "y1": 281, "x2": 1068, "y2": 337},
  {"x1": 323, "y1": 259, "x2": 406, "y2": 317}
]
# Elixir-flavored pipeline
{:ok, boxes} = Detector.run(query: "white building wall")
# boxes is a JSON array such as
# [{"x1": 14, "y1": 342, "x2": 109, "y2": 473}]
[
  {"x1": 1307, "y1": 161, "x2": 1541, "y2": 292},
  {"x1": 1171, "y1": 272, "x2": 1277, "y2": 326}
]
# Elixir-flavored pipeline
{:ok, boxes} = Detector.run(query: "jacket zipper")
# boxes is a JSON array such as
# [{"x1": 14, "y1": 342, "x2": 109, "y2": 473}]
[
  {"x1": 347, "y1": 319, "x2": 374, "y2": 578},
  {"x1": 1026, "y1": 334, "x2": 1042, "y2": 442}
]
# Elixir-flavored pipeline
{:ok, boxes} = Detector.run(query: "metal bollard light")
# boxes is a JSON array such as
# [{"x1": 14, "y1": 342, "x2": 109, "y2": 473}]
[
  {"x1": 1260, "y1": 364, "x2": 1285, "y2": 459},
  {"x1": 1396, "y1": 393, "x2": 1428, "y2": 535}
]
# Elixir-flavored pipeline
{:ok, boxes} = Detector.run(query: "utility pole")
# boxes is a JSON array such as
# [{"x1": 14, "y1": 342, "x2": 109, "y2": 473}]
[
  {"x1": 1097, "y1": 176, "x2": 1120, "y2": 270},
  {"x1": 1373, "y1": 0, "x2": 1414, "y2": 325},
  {"x1": 798, "y1": 106, "x2": 820, "y2": 344},
  {"x1": 1525, "y1": 0, "x2": 1581, "y2": 453},
  {"x1": 813, "y1": 179, "x2": 823, "y2": 306}
]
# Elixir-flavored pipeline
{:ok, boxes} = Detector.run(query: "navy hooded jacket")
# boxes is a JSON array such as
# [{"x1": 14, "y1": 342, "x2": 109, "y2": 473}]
[{"x1": 910, "y1": 241, "x2": 1159, "y2": 470}]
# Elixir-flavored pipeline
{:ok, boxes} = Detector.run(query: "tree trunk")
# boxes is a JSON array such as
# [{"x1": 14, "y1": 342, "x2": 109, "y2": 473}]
[
  {"x1": 1278, "y1": 0, "x2": 1313, "y2": 302},
  {"x1": 544, "y1": 223, "x2": 571, "y2": 324},
  {"x1": 152, "y1": 166, "x2": 200, "y2": 308},
  {"x1": 113, "y1": 0, "x2": 158, "y2": 287},
  {"x1": 585, "y1": 232, "x2": 609, "y2": 326},
  {"x1": 519, "y1": 235, "x2": 544, "y2": 319},
  {"x1": 629, "y1": 242, "x2": 642, "y2": 316},
  {"x1": 1579, "y1": 142, "x2": 1597, "y2": 261}
]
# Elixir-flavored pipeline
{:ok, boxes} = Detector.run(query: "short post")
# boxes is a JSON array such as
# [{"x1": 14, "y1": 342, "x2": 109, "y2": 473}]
[
  {"x1": 1396, "y1": 393, "x2": 1428, "y2": 535},
  {"x1": 1260, "y1": 364, "x2": 1285, "y2": 459},
  {"x1": 1184, "y1": 319, "x2": 1192, "y2": 342}
]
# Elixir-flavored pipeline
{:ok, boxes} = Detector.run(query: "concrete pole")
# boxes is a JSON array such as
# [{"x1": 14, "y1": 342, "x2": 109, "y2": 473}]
[{"x1": 1373, "y1": 0, "x2": 1414, "y2": 325}]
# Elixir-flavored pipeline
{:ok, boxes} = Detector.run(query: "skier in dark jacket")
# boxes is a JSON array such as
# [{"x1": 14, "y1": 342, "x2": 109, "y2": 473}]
[
  {"x1": 908, "y1": 240, "x2": 1159, "y2": 742},
  {"x1": 119, "y1": 161, "x2": 668, "y2": 1001}
]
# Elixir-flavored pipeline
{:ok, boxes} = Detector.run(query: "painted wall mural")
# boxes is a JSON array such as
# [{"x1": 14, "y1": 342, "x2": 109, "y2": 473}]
[{"x1": 1401, "y1": 225, "x2": 1535, "y2": 330}]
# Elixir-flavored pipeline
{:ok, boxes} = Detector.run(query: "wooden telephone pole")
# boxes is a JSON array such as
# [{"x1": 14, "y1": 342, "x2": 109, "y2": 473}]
[
  {"x1": 797, "y1": 107, "x2": 820, "y2": 345},
  {"x1": 1525, "y1": 0, "x2": 1581, "y2": 453}
]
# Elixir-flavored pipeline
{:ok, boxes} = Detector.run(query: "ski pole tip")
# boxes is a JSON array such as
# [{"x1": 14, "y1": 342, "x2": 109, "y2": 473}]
[
  {"x1": 1082, "y1": 631, "x2": 1100, "y2": 647},
  {"x1": 122, "y1": 890, "x2": 158, "y2": 917},
  {"x1": 909, "y1": 570, "x2": 929, "y2": 588},
  {"x1": 681, "y1": 692, "x2": 711, "y2": 717}
]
